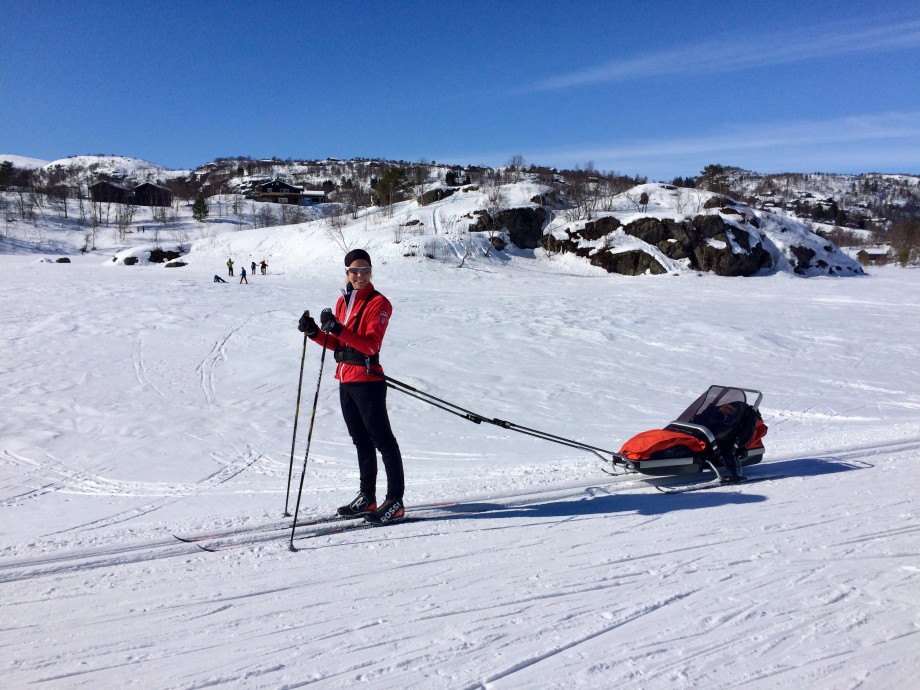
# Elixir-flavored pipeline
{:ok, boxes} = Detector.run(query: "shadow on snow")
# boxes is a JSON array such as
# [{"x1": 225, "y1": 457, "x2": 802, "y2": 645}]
[{"x1": 431, "y1": 455, "x2": 867, "y2": 521}]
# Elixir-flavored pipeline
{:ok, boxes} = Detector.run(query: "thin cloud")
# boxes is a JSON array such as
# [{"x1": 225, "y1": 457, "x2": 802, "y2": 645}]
[
  {"x1": 524, "y1": 17, "x2": 920, "y2": 93},
  {"x1": 544, "y1": 112, "x2": 920, "y2": 162},
  {"x1": 447, "y1": 112, "x2": 920, "y2": 177}
]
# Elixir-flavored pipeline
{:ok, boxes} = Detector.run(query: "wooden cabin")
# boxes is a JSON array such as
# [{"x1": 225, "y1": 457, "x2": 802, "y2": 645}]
[
  {"x1": 90, "y1": 180, "x2": 132, "y2": 204},
  {"x1": 133, "y1": 182, "x2": 173, "y2": 207}
]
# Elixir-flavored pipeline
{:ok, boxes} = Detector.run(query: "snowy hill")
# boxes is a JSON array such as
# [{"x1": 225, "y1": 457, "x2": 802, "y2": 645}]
[
  {"x1": 713, "y1": 166, "x2": 919, "y2": 234},
  {"x1": 42, "y1": 154, "x2": 189, "y2": 183},
  {"x1": 0, "y1": 154, "x2": 50, "y2": 169},
  {"x1": 4, "y1": 151, "x2": 917, "y2": 275},
  {"x1": 544, "y1": 183, "x2": 863, "y2": 277}
]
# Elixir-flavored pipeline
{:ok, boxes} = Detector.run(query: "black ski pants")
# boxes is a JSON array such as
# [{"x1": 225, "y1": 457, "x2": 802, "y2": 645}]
[{"x1": 339, "y1": 380, "x2": 404, "y2": 501}]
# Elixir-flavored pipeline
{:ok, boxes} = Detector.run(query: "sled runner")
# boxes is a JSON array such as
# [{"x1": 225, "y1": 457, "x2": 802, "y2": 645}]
[{"x1": 612, "y1": 385, "x2": 768, "y2": 479}]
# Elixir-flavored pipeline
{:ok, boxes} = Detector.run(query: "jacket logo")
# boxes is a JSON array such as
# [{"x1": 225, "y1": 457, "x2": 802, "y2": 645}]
[{"x1": 379, "y1": 311, "x2": 389, "y2": 325}]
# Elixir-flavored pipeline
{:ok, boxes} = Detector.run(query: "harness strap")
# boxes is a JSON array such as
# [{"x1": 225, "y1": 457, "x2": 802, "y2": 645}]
[
  {"x1": 367, "y1": 369, "x2": 616, "y2": 462},
  {"x1": 334, "y1": 290, "x2": 380, "y2": 366}
]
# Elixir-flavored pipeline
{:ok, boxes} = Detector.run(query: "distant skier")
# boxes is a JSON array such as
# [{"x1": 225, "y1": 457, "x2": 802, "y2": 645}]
[
  {"x1": 251, "y1": 261, "x2": 257, "y2": 275},
  {"x1": 227, "y1": 258, "x2": 234, "y2": 277},
  {"x1": 213, "y1": 274, "x2": 227, "y2": 283},
  {"x1": 297, "y1": 249, "x2": 405, "y2": 524},
  {"x1": 240, "y1": 267, "x2": 248, "y2": 284},
  {"x1": 260, "y1": 260, "x2": 267, "y2": 275}
]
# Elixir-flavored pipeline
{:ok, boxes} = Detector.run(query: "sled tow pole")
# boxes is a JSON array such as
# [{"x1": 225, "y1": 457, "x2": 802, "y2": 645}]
[{"x1": 377, "y1": 371, "x2": 619, "y2": 465}]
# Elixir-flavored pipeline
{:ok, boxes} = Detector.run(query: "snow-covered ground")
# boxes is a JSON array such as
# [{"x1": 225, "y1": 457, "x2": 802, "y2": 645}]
[{"x1": 2, "y1": 209, "x2": 919, "y2": 688}]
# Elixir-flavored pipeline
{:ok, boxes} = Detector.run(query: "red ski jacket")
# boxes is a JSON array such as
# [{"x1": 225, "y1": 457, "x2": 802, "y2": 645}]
[{"x1": 311, "y1": 282, "x2": 392, "y2": 383}]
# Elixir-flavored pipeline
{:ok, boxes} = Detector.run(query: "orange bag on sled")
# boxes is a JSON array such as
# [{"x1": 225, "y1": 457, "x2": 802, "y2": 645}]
[{"x1": 615, "y1": 386, "x2": 768, "y2": 476}]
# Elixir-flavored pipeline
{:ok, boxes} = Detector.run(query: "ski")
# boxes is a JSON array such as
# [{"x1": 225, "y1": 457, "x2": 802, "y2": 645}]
[
  {"x1": 197, "y1": 516, "x2": 429, "y2": 552},
  {"x1": 172, "y1": 513, "x2": 360, "y2": 544},
  {"x1": 291, "y1": 515, "x2": 426, "y2": 544},
  {"x1": 657, "y1": 474, "x2": 785, "y2": 494}
]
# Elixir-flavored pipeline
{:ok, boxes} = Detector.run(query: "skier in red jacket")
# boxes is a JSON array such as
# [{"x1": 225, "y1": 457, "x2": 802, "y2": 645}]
[{"x1": 298, "y1": 249, "x2": 405, "y2": 524}]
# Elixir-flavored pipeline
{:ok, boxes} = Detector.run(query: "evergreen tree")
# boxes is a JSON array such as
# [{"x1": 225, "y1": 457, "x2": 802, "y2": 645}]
[
  {"x1": 699, "y1": 164, "x2": 730, "y2": 194},
  {"x1": 0, "y1": 161, "x2": 13, "y2": 191},
  {"x1": 374, "y1": 167, "x2": 409, "y2": 207},
  {"x1": 192, "y1": 194, "x2": 209, "y2": 222}
]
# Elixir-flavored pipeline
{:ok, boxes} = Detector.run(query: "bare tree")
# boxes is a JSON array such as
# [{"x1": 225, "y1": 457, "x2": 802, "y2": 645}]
[
  {"x1": 484, "y1": 180, "x2": 507, "y2": 219},
  {"x1": 623, "y1": 190, "x2": 644, "y2": 211},
  {"x1": 279, "y1": 202, "x2": 292, "y2": 226},
  {"x1": 15, "y1": 189, "x2": 32, "y2": 222},
  {"x1": 563, "y1": 165, "x2": 599, "y2": 221},
  {"x1": 476, "y1": 180, "x2": 508, "y2": 257},
  {"x1": 90, "y1": 201, "x2": 102, "y2": 249},
  {"x1": 506, "y1": 154, "x2": 526, "y2": 182},
  {"x1": 115, "y1": 202, "x2": 136, "y2": 241},
  {"x1": 255, "y1": 204, "x2": 276, "y2": 229},
  {"x1": 0, "y1": 196, "x2": 9, "y2": 237},
  {"x1": 410, "y1": 159, "x2": 430, "y2": 203},
  {"x1": 47, "y1": 184, "x2": 69, "y2": 221},
  {"x1": 457, "y1": 230, "x2": 473, "y2": 268},
  {"x1": 75, "y1": 184, "x2": 89, "y2": 229},
  {"x1": 673, "y1": 189, "x2": 691, "y2": 215},
  {"x1": 28, "y1": 188, "x2": 46, "y2": 222},
  {"x1": 326, "y1": 218, "x2": 354, "y2": 253},
  {"x1": 232, "y1": 193, "x2": 246, "y2": 229},
  {"x1": 345, "y1": 182, "x2": 368, "y2": 219},
  {"x1": 288, "y1": 204, "x2": 308, "y2": 225},
  {"x1": 891, "y1": 218, "x2": 920, "y2": 266}
]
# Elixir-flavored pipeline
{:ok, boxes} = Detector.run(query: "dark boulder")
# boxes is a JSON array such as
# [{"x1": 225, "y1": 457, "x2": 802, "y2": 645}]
[
  {"x1": 149, "y1": 248, "x2": 183, "y2": 263},
  {"x1": 789, "y1": 245, "x2": 817, "y2": 274},
  {"x1": 590, "y1": 249, "x2": 667, "y2": 275},
  {"x1": 704, "y1": 195, "x2": 735, "y2": 209},
  {"x1": 471, "y1": 207, "x2": 548, "y2": 249},
  {"x1": 542, "y1": 233, "x2": 592, "y2": 257},
  {"x1": 581, "y1": 216, "x2": 621, "y2": 241},
  {"x1": 419, "y1": 187, "x2": 455, "y2": 206},
  {"x1": 693, "y1": 214, "x2": 729, "y2": 239},
  {"x1": 623, "y1": 217, "x2": 685, "y2": 245}
]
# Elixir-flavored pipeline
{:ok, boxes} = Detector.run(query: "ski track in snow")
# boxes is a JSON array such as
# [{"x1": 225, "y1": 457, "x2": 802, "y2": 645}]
[{"x1": 1, "y1": 255, "x2": 919, "y2": 689}]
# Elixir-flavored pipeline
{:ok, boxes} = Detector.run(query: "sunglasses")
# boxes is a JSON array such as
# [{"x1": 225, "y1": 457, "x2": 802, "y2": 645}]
[{"x1": 346, "y1": 266, "x2": 372, "y2": 275}]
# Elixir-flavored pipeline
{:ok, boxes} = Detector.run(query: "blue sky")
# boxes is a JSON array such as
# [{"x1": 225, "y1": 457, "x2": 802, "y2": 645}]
[{"x1": 2, "y1": 0, "x2": 919, "y2": 180}]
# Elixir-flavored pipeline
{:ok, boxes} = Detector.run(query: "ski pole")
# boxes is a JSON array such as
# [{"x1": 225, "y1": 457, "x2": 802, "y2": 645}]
[
  {"x1": 289, "y1": 332, "x2": 329, "y2": 551},
  {"x1": 283, "y1": 331, "x2": 309, "y2": 517}
]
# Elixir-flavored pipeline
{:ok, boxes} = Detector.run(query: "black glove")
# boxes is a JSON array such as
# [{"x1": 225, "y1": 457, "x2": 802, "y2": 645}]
[
  {"x1": 320, "y1": 308, "x2": 342, "y2": 335},
  {"x1": 298, "y1": 310, "x2": 319, "y2": 336}
]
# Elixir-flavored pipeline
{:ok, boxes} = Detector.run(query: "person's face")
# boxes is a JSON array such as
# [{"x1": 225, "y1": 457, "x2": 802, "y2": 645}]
[{"x1": 346, "y1": 260, "x2": 372, "y2": 290}]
